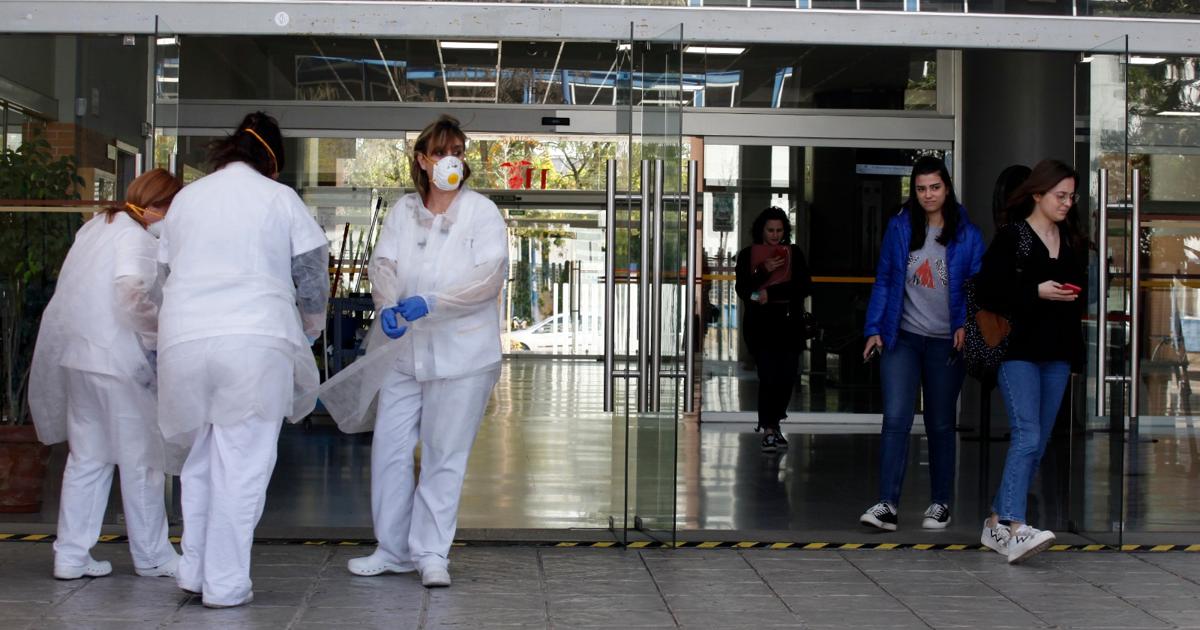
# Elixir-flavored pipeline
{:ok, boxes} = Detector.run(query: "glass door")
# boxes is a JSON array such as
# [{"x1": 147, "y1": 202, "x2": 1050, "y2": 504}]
[
  {"x1": 605, "y1": 23, "x2": 691, "y2": 544},
  {"x1": 153, "y1": 17, "x2": 181, "y2": 176},
  {"x1": 1076, "y1": 35, "x2": 1129, "y2": 545},
  {"x1": 1122, "y1": 53, "x2": 1200, "y2": 537}
]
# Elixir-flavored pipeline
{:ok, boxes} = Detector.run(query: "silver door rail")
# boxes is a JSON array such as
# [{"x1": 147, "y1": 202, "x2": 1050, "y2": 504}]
[
  {"x1": 1130, "y1": 168, "x2": 1142, "y2": 421},
  {"x1": 603, "y1": 158, "x2": 617, "y2": 413},
  {"x1": 650, "y1": 160, "x2": 665, "y2": 412},
  {"x1": 683, "y1": 159, "x2": 698, "y2": 413},
  {"x1": 638, "y1": 159, "x2": 653, "y2": 413},
  {"x1": 1096, "y1": 168, "x2": 1109, "y2": 417}
]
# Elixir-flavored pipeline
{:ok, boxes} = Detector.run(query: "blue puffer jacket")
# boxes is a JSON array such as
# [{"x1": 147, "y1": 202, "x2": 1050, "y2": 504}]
[{"x1": 864, "y1": 205, "x2": 985, "y2": 349}]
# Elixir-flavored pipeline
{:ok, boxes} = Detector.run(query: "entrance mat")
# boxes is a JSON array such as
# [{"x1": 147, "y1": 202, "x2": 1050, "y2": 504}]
[{"x1": 1, "y1": 534, "x2": 1198, "y2": 552}]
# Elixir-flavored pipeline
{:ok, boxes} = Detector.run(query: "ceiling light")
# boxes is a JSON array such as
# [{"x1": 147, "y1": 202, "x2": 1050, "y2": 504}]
[
  {"x1": 1159, "y1": 110, "x2": 1200, "y2": 116},
  {"x1": 1131, "y1": 56, "x2": 1167, "y2": 65},
  {"x1": 156, "y1": 37, "x2": 178, "y2": 46},
  {"x1": 617, "y1": 43, "x2": 631, "y2": 51},
  {"x1": 446, "y1": 80, "x2": 497, "y2": 88},
  {"x1": 440, "y1": 41, "x2": 499, "y2": 50},
  {"x1": 684, "y1": 46, "x2": 745, "y2": 56}
]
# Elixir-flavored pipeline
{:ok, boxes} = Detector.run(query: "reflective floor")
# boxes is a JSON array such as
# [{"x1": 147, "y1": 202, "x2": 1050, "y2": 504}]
[{"x1": 14, "y1": 358, "x2": 1200, "y2": 543}]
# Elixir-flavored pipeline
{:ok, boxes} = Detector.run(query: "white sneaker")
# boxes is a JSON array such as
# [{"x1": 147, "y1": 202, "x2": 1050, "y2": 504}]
[
  {"x1": 203, "y1": 593, "x2": 253, "y2": 609},
  {"x1": 136, "y1": 553, "x2": 181, "y2": 578},
  {"x1": 53, "y1": 556, "x2": 113, "y2": 580},
  {"x1": 347, "y1": 552, "x2": 416, "y2": 577},
  {"x1": 1007, "y1": 525, "x2": 1056, "y2": 565},
  {"x1": 420, "y1": 565, "x2": 452, "y2": 588},
  {"x1": 921, "y1": 503, "x2": 952, "y2": 529},
  {"x1": 980, "y1": 519, "x2": 1010, "y2": 554}
]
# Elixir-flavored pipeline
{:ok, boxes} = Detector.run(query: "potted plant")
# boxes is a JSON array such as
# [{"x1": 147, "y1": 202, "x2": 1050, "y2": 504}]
[{"x1": 0, "y1": 133, "x2": 83, "y2": 512}]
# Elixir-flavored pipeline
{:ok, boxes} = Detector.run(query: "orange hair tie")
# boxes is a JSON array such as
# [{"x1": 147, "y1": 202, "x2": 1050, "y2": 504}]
[
  {"x1": 125, "y1": 202, "x2": 145, "y2": 216},
  {"x1": 242, "y1": 127, "x2": 278, "y2": 173}
]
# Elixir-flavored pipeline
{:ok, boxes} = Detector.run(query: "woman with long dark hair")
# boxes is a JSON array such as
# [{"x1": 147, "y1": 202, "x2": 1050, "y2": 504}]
[
  {"x1": 859, "y1": 156, "x2": 984, "y2": 531},
  {"x1": 156, "y1": 112, "x2": 330, "y2": 607},
  {"x1": 977, "y1": 159, "x2": 1085, "y2": 564},
  {"x1": 734, "y1": 207, "x2": 813, "y2": 452}
]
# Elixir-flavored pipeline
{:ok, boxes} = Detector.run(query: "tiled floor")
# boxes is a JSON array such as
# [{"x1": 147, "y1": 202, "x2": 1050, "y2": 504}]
[{"x1": 4, "y1": 543, "x2": 1200, "y2": 629}]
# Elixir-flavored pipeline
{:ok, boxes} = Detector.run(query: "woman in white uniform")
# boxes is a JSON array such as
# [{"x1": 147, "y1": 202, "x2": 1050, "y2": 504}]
[
  {"x1": 155, "y1": 112, "x2": 329, "y2": 608},
  {"x1": 28, "y1": 168, "x2": 184, "y2": 580},
  {"x1": 336, "y1": 115, "x2": 508, "y2": 587}
]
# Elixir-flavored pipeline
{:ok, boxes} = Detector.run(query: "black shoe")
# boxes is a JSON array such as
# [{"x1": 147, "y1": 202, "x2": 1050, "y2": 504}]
[
  {"x1": 921, "y1": 503, "x2": 951, "y2": 529},
  {"x1": 761, "y1": 433, "x2": 779, "y2": 452},
  {"x1": 774, "y1": 433, "x2": 789, "y2": 448},
  {"x1": 860, "y1": 502, "x2": 898, "y2": 531}
]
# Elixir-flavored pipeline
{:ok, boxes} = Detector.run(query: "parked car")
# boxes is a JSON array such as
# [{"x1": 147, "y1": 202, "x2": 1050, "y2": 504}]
[{"x1": 507, "y1": 313, "x2": 604, "y2": 354}]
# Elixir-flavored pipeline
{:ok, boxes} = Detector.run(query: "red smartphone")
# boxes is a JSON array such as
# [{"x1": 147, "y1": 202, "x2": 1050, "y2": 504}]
[{"x1": 1061, "y1": 283, "x2": 1082, "y2": 294}]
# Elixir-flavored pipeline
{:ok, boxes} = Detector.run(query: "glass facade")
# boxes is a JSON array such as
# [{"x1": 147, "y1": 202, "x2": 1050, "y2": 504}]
[{"x1": 0, "y1": 17, "x2": 1198, "y2": 545}]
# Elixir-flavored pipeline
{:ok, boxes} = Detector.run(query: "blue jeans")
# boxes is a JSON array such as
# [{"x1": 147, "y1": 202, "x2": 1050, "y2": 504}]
[
  {"x1": 878, "y1": 330, "x2": 965, "y2": 507},
  {"x1": 992, "y1": 360, "x2": 1071, "y2": 523}
]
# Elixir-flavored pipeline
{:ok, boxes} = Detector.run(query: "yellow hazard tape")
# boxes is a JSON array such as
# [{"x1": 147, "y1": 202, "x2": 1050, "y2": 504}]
[{"x1": 1, "y1": 534, "x2": 1197, "y2": 552}]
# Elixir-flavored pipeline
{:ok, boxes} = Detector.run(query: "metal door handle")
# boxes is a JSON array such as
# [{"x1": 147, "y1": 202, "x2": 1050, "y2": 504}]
[
  {"x1": 638, "y1": 159, "x2": 652, "y2": 413},
  {"x1": 683, "y1": 160, "x2": 698, "y2": 414},
  {"x1": 650, "y1": 160, "x2": 665, "y2": 412},
  {"x1": 1096, "y1": 168, "x2": 1109, "y2": 417},
  {"x1": 1130, "y1": 168, "x2": 1142, "y2": 420},
  {"x1": 604, "y1": 158, "x2": 617, "y2": 413}
]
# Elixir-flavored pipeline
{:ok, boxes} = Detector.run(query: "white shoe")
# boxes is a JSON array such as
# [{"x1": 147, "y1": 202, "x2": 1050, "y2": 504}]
[
  {"x1": 921, "y1": 503, "x2": 952, "y2": 529},
  {"x1": 203, "y1": 593, "x2": 253, "y2": 609},
  {"x1": 420, "y1": 565, "x2": 452, "y2": 588},
  {"x1": 54, "y1": 556, "x2": 113, "y2": 580},
  {"x1": 136, "y1": 553, "x2": 181, "y2": 578},
  {"x1": 980, "y1": 519, "x2": 1010, "y2": 554},
  {"x1": 1007, "y1": 525, "x2": 1056, "y2": 565},
  {"x1": 348, "y1": 552, "x2": 416, "y2": 577}
]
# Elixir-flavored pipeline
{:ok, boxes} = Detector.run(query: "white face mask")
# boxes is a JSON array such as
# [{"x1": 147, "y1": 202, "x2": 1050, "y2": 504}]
[
  {"x1": 146, "y1": 222, "x2": 164, "y2": 239},
  {"x1": 431, "y1": 155, "x2": 465, "y2": 192}
]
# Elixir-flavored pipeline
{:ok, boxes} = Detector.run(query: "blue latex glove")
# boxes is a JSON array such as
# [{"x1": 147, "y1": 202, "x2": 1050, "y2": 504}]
[
  {"x1": 380, "y1": 308, "x2": 408, "y2": 339},
  {"x1": 396, "y1": 296, "x2": 430, "y2": 322}
]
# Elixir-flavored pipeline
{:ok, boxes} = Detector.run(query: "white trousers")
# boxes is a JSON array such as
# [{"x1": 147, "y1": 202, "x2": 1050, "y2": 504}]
[
  {"x1": 54, "y1": 452, "x2": 175, "y2": 570},
  {"x1": 178, "y1": 418, "x2": 282, "y2": 606},
  {"x1": 371, "y1": 367, "x2": 499, "y2": 569},
  {"x1": 169, "y1": 342, "x2": 291, "y2": 606}
]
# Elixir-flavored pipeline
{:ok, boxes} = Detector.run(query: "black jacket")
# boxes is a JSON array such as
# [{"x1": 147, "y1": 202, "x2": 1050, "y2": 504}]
[
  {"x1": 977, "y1": 221, "x2": 1086, "y2": 369},
  {"x1": 734, "y1": 243, "x2": 813, "y2": 353}
]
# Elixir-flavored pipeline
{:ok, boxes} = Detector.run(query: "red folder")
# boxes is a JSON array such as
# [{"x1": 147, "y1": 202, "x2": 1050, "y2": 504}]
[{"x1": 751, "y1": 244, "x2": 791, "y2": 289}]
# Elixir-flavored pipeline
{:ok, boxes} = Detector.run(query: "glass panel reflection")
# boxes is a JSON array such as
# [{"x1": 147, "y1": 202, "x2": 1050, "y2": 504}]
[{"x1": 178, "y1": 37, "x2": 938, "y2": 111}]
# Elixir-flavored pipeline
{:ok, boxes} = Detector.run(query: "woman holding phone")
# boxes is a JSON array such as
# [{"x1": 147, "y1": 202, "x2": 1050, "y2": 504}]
[
  {"x1": 976, "y1": 159, "x2": 1085, "y2": 564},
  {"x1": 734, "y1": 207, "x2": 813, "y2": 452}
]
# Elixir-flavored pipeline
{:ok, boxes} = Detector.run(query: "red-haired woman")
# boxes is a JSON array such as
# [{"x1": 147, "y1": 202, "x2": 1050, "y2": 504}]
[{"x1": 29, "y1": 168, "x2": 184, "y2": 581}]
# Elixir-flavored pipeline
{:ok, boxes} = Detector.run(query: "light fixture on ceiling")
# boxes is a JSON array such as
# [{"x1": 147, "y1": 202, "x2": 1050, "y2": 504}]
[
  {"x1": 1131, "y1": 56, "x2": 1167, "y2": 65},
  {"x1": 446, "y1": 80, "x2": 498, "y2": 88},
  {"x1": 156, "y1": 37, "x2": 178, "y2": 46},
  {"x1": 1159, "y1": 110, "x2": 1200, "y2": 116},
  {"x1": 440, "y1": 41, "x2": 499, "y2": 50},
  {"x1": 684, "y1": 46, "x2": 745, "y2": 56},
  {"x1": 617, "y1": 43, "x2": 632, "y2": 51}
]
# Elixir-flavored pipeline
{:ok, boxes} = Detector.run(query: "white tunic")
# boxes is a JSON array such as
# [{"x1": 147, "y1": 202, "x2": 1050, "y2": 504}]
[
  {"x1": 156, "y1": 162, "x2": 328, "y2": 438},
  {"x1": 317, "y1": 187, "x2": 508, "y2": 433},
  {"x1": 28, "y1": 212, "x2": 180, "y2": 471}
]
